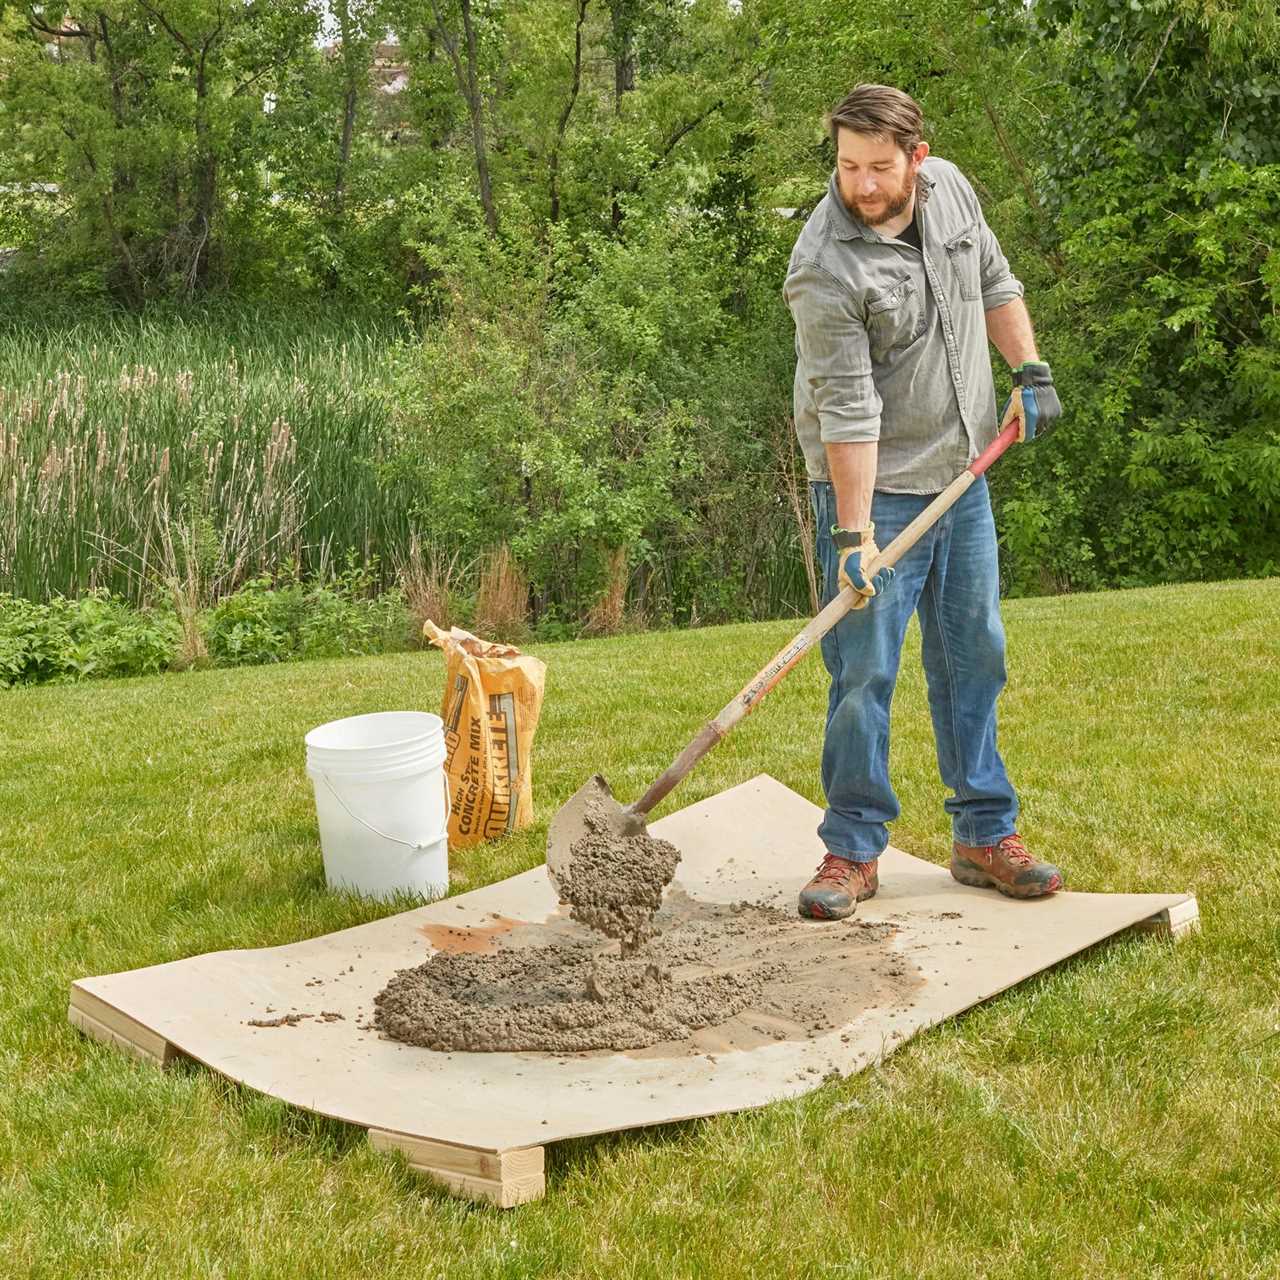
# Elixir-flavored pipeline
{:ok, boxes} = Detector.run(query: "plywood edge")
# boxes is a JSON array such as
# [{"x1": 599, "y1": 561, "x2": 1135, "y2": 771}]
[
  {"x1": 1130, "y1": 895, "x2": 1200, "y2": 941},
  {"x1": 68, "y1": 986, "x2": 177, "y2": 1067},
  {"x1": 368, "y1": 1129, "x2": 545, "y2": 1208}
]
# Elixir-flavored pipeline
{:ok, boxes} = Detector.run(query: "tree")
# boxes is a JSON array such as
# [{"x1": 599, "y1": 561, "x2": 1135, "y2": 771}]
[
  {"x1": 424, "y1": 0, "x2": 499, "y2": 234},
  {"x1": 993, "y1": 0, "x2": 1280, "y2": 589},
  {"x1": 0, "y1": 0, "x2": 316, "y2": 301}
]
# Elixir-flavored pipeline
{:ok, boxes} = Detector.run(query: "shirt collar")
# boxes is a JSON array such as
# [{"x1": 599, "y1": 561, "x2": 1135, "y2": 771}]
[{"x1": 826, "y1": 167, "x2": 937, "y2": 243}]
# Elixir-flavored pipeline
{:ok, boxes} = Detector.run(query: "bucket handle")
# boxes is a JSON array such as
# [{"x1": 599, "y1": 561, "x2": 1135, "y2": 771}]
[{"x1": 317, "y1": 770, "x2": 451, "y2": 852}]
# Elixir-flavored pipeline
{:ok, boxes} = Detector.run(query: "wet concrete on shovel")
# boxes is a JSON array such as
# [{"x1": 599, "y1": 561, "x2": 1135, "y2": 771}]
[{"x1": 550, "y1": 786, "x2": 683, "y2": 957}]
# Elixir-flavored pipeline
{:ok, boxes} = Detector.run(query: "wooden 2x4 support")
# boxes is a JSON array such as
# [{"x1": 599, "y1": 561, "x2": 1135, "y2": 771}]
[
  {"x1": 368, "y1": 1131, "x2": 545, "y2": 1208},
  {"x1": 1128, "y1": 895, "x2": 1201, "y2": 941},
  {"x1": 67, "y1": 986, "x2": 178, "y2": 1069}
]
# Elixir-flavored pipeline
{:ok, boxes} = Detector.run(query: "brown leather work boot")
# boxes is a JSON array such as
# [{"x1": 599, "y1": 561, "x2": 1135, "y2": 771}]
[
  {"x1": 798, "y1": 854, "x2": 879, "y2": 920},
  {"x1": 951, "y1": 833, "x2": 1063, "y2": 898}
]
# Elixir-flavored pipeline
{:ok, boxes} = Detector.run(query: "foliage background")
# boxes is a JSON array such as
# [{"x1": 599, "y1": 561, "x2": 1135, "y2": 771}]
[{"x1": 1, "y1": 0, "x2": 1277, "y2": 624}]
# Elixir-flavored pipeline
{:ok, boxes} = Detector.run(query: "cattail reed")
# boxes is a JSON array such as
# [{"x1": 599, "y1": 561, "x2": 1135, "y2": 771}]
[{"x1": 0, "y1": 315, "x2": 413, "y2": 604}]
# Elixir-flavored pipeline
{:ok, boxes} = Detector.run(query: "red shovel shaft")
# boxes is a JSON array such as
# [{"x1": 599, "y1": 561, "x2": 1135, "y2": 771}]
[{"x1": 630, "y1": 421, "x2": 1021, "y2": 819}]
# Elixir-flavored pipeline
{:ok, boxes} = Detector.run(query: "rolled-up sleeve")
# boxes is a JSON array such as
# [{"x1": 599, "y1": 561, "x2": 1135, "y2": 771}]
[
  {"x1": 975, "y1": 208, "x2": 1024, "y2": 311},
  {"x1": 953, "y1": 170, "x2": 1024, "y2": 311},
  {"x1": 784, "y1": 260, "x2": 882, "y2": 443}
]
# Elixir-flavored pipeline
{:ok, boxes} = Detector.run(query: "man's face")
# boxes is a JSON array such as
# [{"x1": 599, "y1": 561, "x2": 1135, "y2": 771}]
[{"x1": 834, "y1": 130, "x2": 929, "y2": 227}]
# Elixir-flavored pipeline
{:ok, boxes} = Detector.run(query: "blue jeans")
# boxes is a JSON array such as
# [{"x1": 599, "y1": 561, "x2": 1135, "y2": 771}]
[{"x1": 809, "y1": 476, "x2": 1018, "y2": 861}]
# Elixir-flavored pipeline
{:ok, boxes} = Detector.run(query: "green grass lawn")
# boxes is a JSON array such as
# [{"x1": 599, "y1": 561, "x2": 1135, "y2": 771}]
[{"x1": 2, "y1": 580, "x2": 1279, "y2": 1278}]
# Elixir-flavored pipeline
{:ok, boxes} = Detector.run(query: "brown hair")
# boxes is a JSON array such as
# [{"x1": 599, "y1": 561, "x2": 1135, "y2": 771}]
[{"x1": 826, "y1": 84, "x2": 924, "y2": 156}]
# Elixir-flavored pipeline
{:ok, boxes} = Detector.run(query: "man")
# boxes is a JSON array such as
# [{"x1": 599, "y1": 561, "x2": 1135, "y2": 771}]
[{"x1": 784, "y1": 83, "x2": 1064, "y2": 921}]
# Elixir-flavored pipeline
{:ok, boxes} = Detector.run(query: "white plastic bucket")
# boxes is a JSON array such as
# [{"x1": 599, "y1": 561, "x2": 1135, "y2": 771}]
[{"x1": 305, "y1": 711, "x2": 450, "y2": 900}]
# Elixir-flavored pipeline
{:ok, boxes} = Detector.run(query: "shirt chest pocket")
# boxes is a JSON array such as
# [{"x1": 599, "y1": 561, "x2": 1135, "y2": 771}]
[
  {"x1": 944, "y1": 224, "x2": 981, "y2": 301},
  {"x1": 864, "y1": 276, "x2": 926, "y2": 360}
]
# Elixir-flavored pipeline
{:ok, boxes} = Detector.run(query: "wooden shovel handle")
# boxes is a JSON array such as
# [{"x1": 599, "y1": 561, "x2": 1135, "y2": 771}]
[{"x1": 630, "y1": 421, "x2": 1020, "y2": 819}]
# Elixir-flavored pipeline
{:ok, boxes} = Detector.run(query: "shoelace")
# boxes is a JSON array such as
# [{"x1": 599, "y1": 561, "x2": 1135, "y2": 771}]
[
  {"x1": 812, "y1": 853, "x2": 859, "y2": 885},
  {"x1": 997, "y1": 834, "x2": 1033, "y2": 867}
]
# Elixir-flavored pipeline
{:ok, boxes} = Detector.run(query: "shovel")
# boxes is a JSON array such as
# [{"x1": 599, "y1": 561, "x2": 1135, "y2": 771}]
[{"x1": 546, "y1": 421, "x2": 1021, "y2": 892}]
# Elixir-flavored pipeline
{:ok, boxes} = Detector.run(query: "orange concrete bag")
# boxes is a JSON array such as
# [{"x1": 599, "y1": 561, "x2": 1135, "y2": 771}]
[{"x1": 424, "y1": 622, "x2": 547, "y2": 849}]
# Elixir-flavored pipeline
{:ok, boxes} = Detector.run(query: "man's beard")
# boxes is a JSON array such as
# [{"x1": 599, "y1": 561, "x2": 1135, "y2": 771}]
[{"x1": 849, "y1": 166, "x2": 917, "y2": 227}]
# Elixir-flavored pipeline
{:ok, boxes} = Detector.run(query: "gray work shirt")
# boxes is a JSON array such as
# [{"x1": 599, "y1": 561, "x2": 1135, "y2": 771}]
[{"x1": 784, "y1": 156, "x2": 1024, "y2": 493}]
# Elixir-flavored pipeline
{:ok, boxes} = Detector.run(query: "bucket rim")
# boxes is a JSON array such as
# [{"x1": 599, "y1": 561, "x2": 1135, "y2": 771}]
[
  {"x1": 306, "y1": 750, "x2": 444, "y2": 769},
  {"x1": 306, "y1": 737, "x2": 446, "y2": 760},
  {"x1": 306, "y1": 746, "x2": 446, "y2": 784},
  {"x1": 304, "y1": 710, "x2": 444, "y2": 753}
]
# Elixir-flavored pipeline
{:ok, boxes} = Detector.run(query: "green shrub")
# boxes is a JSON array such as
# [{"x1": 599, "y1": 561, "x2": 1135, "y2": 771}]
[
  {"x1": 204, "y1": 578, "x2": 411, "y2": 667},
  {"x1": 0, "y1": 579, "x2": 414, "y2": 688},
  {"x1": 0, "y1": 592, "x2": 179, "y2": 687},
  {"x1": 385, "y1": 242, "x2": 693, "y2": 623},
  {"x1": 385, "y1": 204, "x2": 814, "y2": 630}
]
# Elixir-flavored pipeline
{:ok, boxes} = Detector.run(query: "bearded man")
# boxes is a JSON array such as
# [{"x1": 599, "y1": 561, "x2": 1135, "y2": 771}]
[{"x1": 784, "y1": 83, "x2": 1065, "y2": 920}]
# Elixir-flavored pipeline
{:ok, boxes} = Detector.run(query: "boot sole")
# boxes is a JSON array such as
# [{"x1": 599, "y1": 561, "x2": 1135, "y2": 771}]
[{"x1": 950, "y1": 863, "x2": 1062, "y2": 899}]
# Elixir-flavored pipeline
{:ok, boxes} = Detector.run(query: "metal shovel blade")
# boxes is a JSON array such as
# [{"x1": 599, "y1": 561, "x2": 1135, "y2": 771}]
[{"x1": 545, "y1": 773, "x2": 647, "y2": 899}]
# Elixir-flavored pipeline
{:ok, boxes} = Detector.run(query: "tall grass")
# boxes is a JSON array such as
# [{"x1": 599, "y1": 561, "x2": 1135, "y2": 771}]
[
  {"x1": 583, "y1": 546, "x2": 630, "y2": 636},
  {"x1": 473, "y1": 543, "x2": 531, "y2": 642},
  {"x1": 397, "y1": 536, "x2": 470, "y2": 637},
  {"x1": 0, "y1": 311, "x2": 414, "y2": 604}
]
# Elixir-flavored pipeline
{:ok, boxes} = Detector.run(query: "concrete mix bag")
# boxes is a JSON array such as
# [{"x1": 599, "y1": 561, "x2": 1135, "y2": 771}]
[{"x1": 424, "y1": 622, "x2": 547, "y2": 848}]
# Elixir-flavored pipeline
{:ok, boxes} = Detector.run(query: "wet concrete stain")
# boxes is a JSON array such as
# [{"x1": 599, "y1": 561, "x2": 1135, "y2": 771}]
[{"x1": 419, "y1": 917, "x2": 520, "y2": 954}]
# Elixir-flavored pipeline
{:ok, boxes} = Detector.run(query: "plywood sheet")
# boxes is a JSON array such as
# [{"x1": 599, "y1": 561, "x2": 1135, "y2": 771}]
[{"x1": 71, "y1": 775, "x2": 1194, "y2": 1155}]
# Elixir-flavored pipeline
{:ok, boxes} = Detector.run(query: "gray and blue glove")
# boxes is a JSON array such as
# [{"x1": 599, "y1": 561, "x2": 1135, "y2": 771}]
[{"x1": 1000, "y1": 360, "x2": 1062, "y2": 442}]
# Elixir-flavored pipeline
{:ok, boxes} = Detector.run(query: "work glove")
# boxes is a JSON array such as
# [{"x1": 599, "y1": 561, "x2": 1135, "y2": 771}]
[
  {"x1": 833, "y1": 524, "x2": 895, "y2": 611},
  {"x1": 999, "y1": 360, "x2": 1062, "y2": 442}
]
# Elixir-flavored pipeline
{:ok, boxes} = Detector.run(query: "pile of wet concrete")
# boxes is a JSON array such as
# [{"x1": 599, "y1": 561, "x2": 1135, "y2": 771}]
[{"x1": 374, "y1": 789, "x2": 918, "y2": 1054}]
